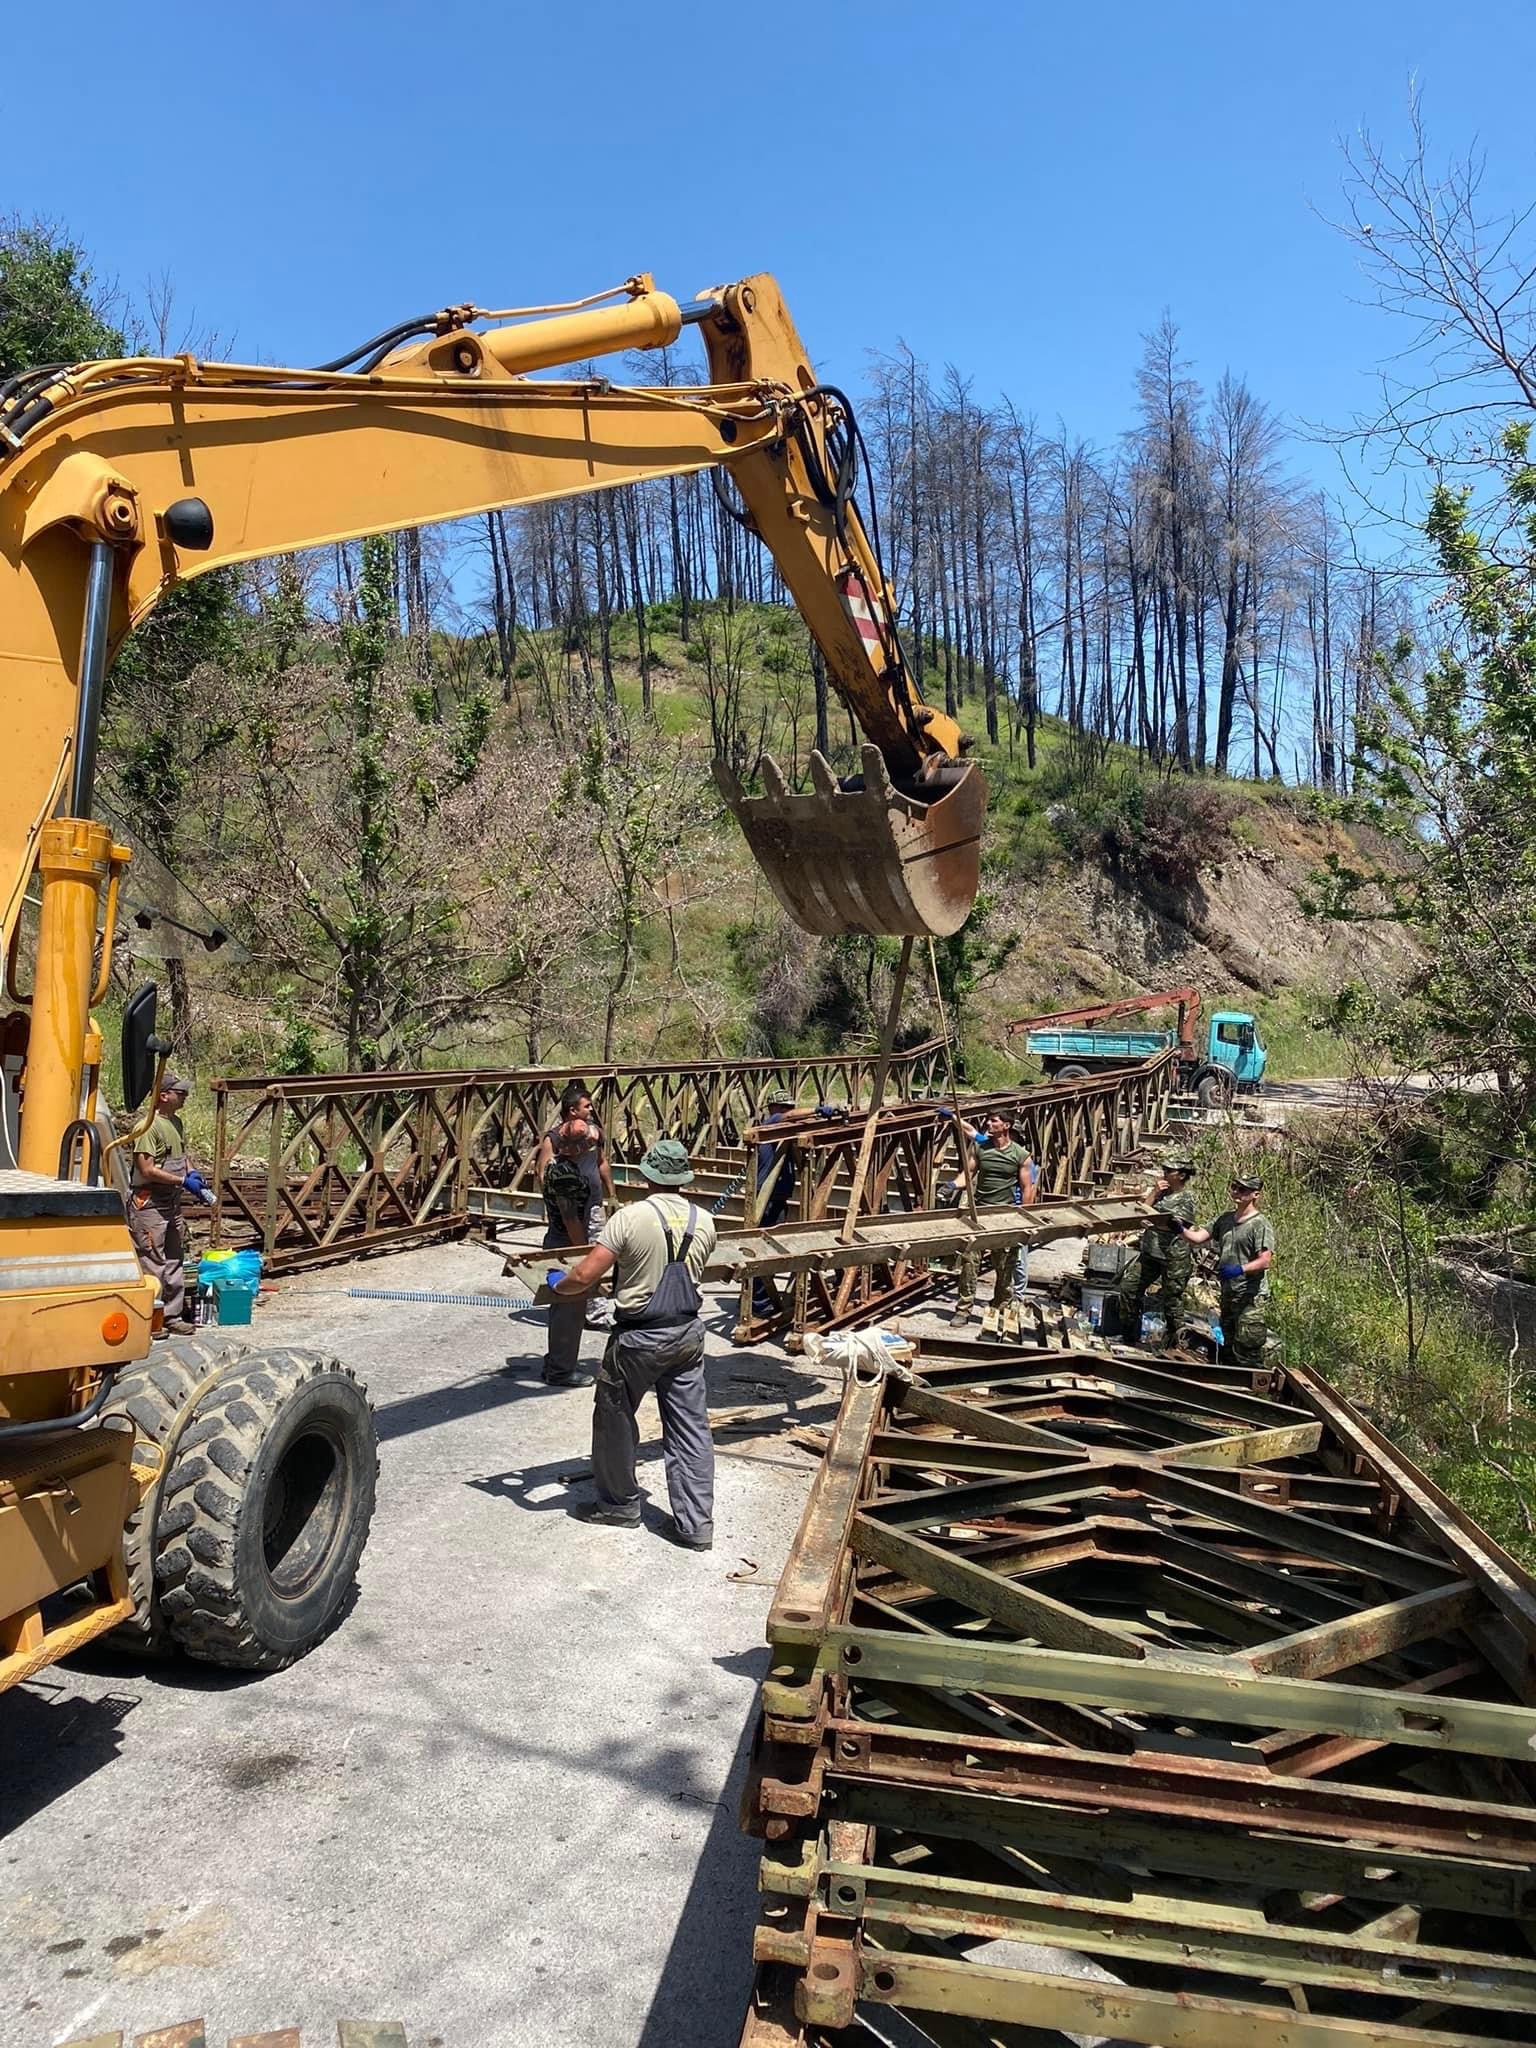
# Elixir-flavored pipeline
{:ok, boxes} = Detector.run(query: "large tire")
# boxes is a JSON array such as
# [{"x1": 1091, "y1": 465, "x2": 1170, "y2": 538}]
[
  {"x1": 1196, "y1": 1069, "x2": 1234, "y2": 1110},
  {"x1": 99, "y1": 1336, "x2": 250, "y2": 1654},
  {"x1": 1054, "y1": 1064, "x2": 1090, "y2": 1084},
  {"x1": 155, "y1": 1348, "x2": 377, "y2": 1671}
]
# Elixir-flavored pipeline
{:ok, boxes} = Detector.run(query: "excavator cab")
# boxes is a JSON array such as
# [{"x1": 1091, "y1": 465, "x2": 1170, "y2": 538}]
[{"x1": 716, "y1": 746, "x2": 985, "y2": 938}]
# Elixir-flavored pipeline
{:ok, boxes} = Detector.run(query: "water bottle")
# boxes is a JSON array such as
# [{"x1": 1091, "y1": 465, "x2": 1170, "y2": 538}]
[{"x1": 1211, "y1": 1322, "x2": 1224, "y2": 1348}]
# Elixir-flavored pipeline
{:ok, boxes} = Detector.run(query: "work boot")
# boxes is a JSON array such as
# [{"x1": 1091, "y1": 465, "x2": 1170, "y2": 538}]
[
  {"x1": 665, "y1": 1517, "x2": 713, "y2": 1552},
  {"x1": 166, "y1": 1317, "x2": 197, "y2": 1336},
  {"x1": 953, "y1": 1302, "x2": 977, "y2": 1327},
  {"x1": 579, "y1": 1499, "x2": 641, "y2": 1529},
  {"x1": 541, "y1": 1358, "x2": 592, "y2": 1386}
]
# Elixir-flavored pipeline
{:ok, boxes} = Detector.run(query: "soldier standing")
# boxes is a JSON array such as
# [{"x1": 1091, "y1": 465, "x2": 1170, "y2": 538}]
[
  {"x1": 1185, "y1": 1172, "x2": 1276, "y2": 1368},
  {"x1": 1118, "y1": 1157, "x2": 1197, "y2": 1342}
]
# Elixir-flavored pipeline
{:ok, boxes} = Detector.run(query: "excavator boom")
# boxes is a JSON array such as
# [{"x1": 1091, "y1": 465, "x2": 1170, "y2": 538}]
[{"x1": 0, "y1": 275, "x2": 982, "y2": 970}]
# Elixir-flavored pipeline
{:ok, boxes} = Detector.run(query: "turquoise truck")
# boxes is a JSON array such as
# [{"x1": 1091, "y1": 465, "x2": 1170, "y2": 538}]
[{"x1": 1005, "y1": 985, "x2": 1267, "y2": 1105}]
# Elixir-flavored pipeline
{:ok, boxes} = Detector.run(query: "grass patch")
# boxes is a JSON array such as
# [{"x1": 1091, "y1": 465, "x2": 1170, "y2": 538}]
[
  {"x1": 1249, "y1": 988, "x2": 1352, "y2": 1081},
  {"x1": 1184, "y1": 1119, "x2": 1535, "y2": 1564}
]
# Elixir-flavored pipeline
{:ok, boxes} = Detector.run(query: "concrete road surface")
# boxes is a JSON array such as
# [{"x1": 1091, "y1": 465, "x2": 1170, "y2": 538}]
[{"x1": 0, "y1": 1241, "x2": 850, "y2": 2048}]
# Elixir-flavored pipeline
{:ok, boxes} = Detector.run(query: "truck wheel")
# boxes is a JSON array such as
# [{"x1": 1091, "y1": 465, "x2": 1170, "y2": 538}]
[
  {"x1": 1054, "y1": 1064, "x2": 1089, "y2": 1084},
  {"x1": 155, "y1": 1348, "x2": 377, "y2": 1671},
  {"x1": 100, "y1": 1337, "x2": 249, "y2": 1654},
  {"x1": 1197, "y1": 1070, "x2": 1233, "y2": 1109}
]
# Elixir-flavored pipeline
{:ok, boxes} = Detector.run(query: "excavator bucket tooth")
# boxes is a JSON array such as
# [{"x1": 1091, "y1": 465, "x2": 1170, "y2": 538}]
[{"x1": 714, "y1": 747, "x2": 986, "y2": 938}]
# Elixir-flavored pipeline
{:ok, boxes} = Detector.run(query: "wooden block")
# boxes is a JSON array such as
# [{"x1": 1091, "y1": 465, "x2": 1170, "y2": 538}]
[
  {"x1": 337, "y1": 2026, "x2": 409, "y2": 2048},
  {"x1": 230, "y1": 2034, "x2": 301, "y2": 2047},
  {"x1": 134, "y1": 2028, "x2": 207, "y2": 2048}
]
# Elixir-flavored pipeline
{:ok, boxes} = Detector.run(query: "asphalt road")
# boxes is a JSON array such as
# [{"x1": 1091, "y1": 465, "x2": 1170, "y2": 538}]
[{"x1": 1, "y1": 1241, "x2": 848, "y2": 2048}]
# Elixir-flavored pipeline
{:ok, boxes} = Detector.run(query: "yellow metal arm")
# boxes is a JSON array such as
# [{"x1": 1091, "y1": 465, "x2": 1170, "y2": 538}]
[
  {"x1": 0, "y1": 271, "x2": 958, "y2": 879},
  {"x1": 0, "y1": 270, "x2": 981, "y2": 1170}
]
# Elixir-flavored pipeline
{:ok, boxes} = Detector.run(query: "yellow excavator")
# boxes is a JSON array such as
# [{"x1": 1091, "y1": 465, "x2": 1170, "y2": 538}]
[{"x1": 0, "y1": 271, "x2": 986, "y2": 1694}]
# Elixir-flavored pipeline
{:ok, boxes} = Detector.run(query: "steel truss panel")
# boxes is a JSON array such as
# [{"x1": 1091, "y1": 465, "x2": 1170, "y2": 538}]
[
  {"x1": 209, "y1": 1049, "x2": 1177, "y2": 1354},
  {"x1": 738, "y1": 1340, "x2": 1536, "y2": 2046}
]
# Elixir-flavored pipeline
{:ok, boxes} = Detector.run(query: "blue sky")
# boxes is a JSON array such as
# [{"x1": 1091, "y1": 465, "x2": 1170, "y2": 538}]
[{"x1": 4, "y1": 0, "x2": 1533, "y2": 494}]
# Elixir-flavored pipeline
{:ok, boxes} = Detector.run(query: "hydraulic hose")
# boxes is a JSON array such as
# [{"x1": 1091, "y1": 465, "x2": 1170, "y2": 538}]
[
  {"x1": 0, "y1": 1367, "x2": 119, "y2": 1443},
  {"x1": 311, "y1": 315, "x2": 440, "y2": 374}
]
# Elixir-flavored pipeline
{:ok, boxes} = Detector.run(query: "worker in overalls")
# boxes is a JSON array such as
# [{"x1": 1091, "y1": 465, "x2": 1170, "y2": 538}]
[
  {"x1": 1118, "y1": 1156, "x2": 1197, "y2": 1343},
  {"x1": 547, "y1": 1139, "x2": 719, "y2": 1550},
  {"x1": 129, "y1": 1074, "x2": 203, "y2": 1336}
]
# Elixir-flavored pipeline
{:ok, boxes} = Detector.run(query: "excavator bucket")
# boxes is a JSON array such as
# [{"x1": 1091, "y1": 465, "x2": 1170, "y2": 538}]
[{"x1": 715, "y1": 746, "x2": 986, "y2": 938}]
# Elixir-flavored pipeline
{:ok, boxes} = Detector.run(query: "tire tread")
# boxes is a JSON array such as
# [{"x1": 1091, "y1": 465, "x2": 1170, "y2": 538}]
[{"x1": 155, "y1": 1346, "x2": 376, "y2": 1671}]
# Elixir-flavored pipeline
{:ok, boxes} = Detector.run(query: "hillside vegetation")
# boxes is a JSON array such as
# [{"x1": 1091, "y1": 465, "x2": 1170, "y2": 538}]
[{"x1": 110, "y1": 596, "x2": 1410, "y2": 1091}]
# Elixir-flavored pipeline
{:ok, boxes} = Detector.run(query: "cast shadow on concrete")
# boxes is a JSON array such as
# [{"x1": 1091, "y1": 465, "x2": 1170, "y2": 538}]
[
  {"x1": 636, "y1": 1644, "x2": 771, "y2": 2048},
  {"x1": 0, "y1": 1682, "x2": 138, "y2": 1833}
]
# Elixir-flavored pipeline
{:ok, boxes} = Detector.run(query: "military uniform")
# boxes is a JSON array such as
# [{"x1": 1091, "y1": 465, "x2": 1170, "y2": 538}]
[
  {"x1": 130, "y1": 1108, "x2": 188, "y2": 1324},
  {"x1": 1210, "y1": 1206, "x2": 1277, "y2": 1369},
  {"x1": 1118, "y1": 1181, "x2": 1196, "y2": 1336},
  {"x1": 957, "y1": 1137, "x2": 1036, "y2": 1314}
]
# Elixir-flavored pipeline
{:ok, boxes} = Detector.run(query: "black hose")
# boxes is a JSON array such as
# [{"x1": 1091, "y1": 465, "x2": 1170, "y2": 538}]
[
  {"x1": 311, "y1": 314, "x2": 439, "y2": 374},
  {"x1": 0, "y1": 1368, "x2": 119, "y2": 1443},
  {"x1": 793, "y1": 383, "x2": 924, "y2": 744},
  {"x1": 0, "y1": 362, "x2": 67, "y2": 408}
]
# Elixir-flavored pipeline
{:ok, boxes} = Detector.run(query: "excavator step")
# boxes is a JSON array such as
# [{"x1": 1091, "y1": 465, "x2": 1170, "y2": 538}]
[{"x1": 60, "y1": 2025, "x2": 407, "y2": 2048}]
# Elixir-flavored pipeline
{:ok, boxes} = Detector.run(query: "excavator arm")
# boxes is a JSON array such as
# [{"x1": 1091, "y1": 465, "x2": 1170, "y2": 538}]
[{"x1": 0, "y1": 270, "x2": 985, "y2": 1174}]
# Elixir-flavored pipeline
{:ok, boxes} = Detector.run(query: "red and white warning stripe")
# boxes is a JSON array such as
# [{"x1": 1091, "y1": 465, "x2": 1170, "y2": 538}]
[{"x1": 838, "y1": 569, "x2": 885, "y2": 659}]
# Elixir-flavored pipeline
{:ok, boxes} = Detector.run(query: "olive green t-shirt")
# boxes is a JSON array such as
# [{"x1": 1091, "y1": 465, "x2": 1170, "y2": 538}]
[
  {"x1": 971, "y1": 1139, "x2": 1031, "y2": 1209},
  {"x1": 1210, "y1": 1208, "x2": 1276, "y2": 1297},
  {"x1": 598, "y1": 1195, "x2": 718, "y2": 1315},
  {"x1": 134, "y1": 1113, "x2": 185, "y2": 1183}
]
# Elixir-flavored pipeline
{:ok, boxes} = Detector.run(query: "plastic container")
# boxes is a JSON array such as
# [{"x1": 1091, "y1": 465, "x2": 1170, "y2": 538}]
[
  {"x1": 1139, "y1": 1312, "x2": 1167, "y2": 1350},
  {"x1": 213, "y1": 1282, "x2": 255, "y2": 1326}
]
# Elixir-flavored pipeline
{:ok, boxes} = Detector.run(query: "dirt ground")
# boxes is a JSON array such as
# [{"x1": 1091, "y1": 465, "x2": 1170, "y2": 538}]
[{"x1": 0, "y1": 1239, "x2": 867, "y2": 2048}]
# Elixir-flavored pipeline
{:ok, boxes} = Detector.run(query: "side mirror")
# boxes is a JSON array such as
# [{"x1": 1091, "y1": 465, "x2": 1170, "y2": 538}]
[{"x1": 122, "y1": 983, "x2": 167, "y2": 1110}]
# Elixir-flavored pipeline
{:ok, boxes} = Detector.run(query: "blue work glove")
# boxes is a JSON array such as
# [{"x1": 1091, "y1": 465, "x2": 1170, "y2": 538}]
[
  {"x1": 935, "y1": 1105, "x2": 955, "y2": 1120},
  {"x1": 183, "y1": 1169, "x2": 215, "y2": 1207},
  {"x1": 546, "y1": 1268, "x2": 567, "y2": 1291},
  {"x1": 1219, "y1": 1260, "x2": 1246, "y2": 1282}
]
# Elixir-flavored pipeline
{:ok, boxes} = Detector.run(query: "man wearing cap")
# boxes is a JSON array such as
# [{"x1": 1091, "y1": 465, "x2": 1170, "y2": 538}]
[
  {"x1": 1118, "y1": 1158, "x2": 1197, "y2": 1342},
  {"x1": 548, "y1": 1137, "x2": 718, "y2": 1550},
  {"x1": 1184, "y1": 1173, "x2": 1275, "y2": 1368},
  {"x1": 953, "y1": 1111, "x2": 1037, "y2": 1327},
  {"x1": 129, "y1": 1074, "x2": 208, "y2": 1337}
]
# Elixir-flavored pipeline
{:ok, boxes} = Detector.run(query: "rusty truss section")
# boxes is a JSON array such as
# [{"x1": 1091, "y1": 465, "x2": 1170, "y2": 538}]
[
  {"x1": 211, "y1": 1042, "x2": 946, "y2": 1272},
  {"x1": 734, "y1": 1054, "x2": 1176, "y2": 1343},
  {"x1": 740, "y1": 1336, "x2": 1536, "y2": 2046}
]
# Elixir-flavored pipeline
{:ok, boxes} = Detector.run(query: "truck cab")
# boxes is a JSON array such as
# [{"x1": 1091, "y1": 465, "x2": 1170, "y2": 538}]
[{"x1": 1207, "y1": 1011, "x2": 1266, "y2": 1090}]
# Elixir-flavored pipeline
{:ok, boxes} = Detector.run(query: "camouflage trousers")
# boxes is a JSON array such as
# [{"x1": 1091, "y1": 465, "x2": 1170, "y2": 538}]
[
  {"x1": 1221, "y1": 1292, "x2": 1269, "y2": 1370},
  {"x1": 958, "y1": 1241, "x2": 1028, "y2": 1308},
  {"x1": 1118, "y1": 1236, "x2": 1192, "y2": 1334}
]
